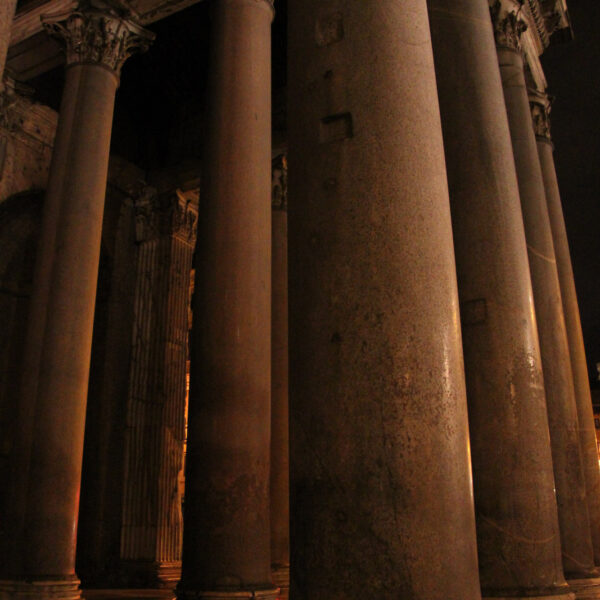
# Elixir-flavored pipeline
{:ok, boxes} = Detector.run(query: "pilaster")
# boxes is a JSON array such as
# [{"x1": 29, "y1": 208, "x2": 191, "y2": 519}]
[{"x1": 120, "y1": 187, "x2": 197, "y2": 588}]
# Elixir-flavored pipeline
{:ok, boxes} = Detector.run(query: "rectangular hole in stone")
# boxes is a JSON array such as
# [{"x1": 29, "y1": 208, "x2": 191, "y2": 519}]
[
  {"x1": 461, "y1": 298, "x2": 487, "y2": 326},
  {"x1": 319, "y1": 113, "x2": 353, "y2": 144}
]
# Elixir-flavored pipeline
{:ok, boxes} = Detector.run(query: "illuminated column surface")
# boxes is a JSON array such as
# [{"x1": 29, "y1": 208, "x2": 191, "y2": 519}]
[
  {"x1": 495, "y1": 2, "x2": 597, "y2": 581},
  {"x1": 532, "y1": 92, "x2": 600, "y2": 598},
  {"x1": 179, "y1": 0, "x2": 278, "y2": 598},
  {"x1": 0, "y1": 3, "x2": 153, "y2": 599},
  {"x1": 428, "y1": 0, "x2": 572, "y2": 597},
  {"x1": 288, "y1": 1, "x2": 482, "y2": 598}
]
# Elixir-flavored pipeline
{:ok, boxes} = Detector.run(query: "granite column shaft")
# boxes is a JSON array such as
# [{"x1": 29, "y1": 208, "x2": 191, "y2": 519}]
[
  {"x1": 537, "y1": 130, "x2": 600, "y2": 566},
  {"x1": 288, "y1": 1, "x2": 481, "y2": 598},
  {"x1": 428, "y1": 1, "x2": 570, "y2": 596},
  {"x1": 497, "y1": 20, "x2": 596, "y2": 579},
  {"x1": 179, "y1": 0, "x2": 277, "y2": 598},
  {"x1": 0, "y1": 6, "x2": 153, "y2": 598}
]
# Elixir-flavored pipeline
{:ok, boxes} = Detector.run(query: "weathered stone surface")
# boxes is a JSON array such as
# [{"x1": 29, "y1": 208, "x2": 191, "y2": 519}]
[
  {"x1": 534, "y1": 99, "x2": 600, "y2": 568},
  {"x1": 0, "y1": 1, "x2": 17, "y2": 81},
  {"x1": 429, "y1": 0, "x2": 571, "y2": 596},
  {"x1": 0, "y1": 79, "x2": 57, "y2": 201},
  {"x1": 119, "y1": 188, "x2": 196, "y2": 587},
  {"x1": 76, "y1": 166, "x2": 142, "y2": 587},
  {"x1": 288, "y1": 1, "x2": 481, "y2": 598},
  {"x1": 0, "y1": 5, "x2": 153, "y2": 598},
  {"x1": 498, "y1": 24, "x2": 595, "y2": 578},
  {"x1": 179, "y1": 0, "x2": 277, "y2": 598}
]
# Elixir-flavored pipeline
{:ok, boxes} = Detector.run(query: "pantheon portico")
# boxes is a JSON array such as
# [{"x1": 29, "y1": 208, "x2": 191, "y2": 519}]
[{"x1": 0, "y1": 0, "x2": 599, "y2": 599}]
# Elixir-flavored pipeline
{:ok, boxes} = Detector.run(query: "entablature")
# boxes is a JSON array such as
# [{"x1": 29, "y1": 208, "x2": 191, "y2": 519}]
[{"x1": 490, "y1": 0, "x2": 571, "y2": 92}]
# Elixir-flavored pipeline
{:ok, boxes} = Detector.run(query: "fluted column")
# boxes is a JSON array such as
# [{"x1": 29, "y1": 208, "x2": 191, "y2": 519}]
[
  {"x1": 532, "y1": 93, "x2": 600, "y2": 591},
  {"x1": 119, "y1": 189, "x2": 197, "y2": 587},
  {"x1": 428, "y1": 1, "x2": 571, "y2": 597},
  {"x1": 178, "y1": 0, "x2": 277, "y2": 598},
  {"x1": 494, "y1": 2, "x2": 596, "y2": 580},
  {"x1": 288, "y1": 1, "x2": 481, "y2": 598},
  {"x1": 0, "y1": 4, "x2": 153, "y2": 599},
  {"x1": 270, "y1": 154, "x2": 289, "y2": 600}
]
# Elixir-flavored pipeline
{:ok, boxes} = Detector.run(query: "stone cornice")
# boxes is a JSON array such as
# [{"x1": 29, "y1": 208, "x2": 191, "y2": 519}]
[
  {"x1": 526, "y1": 0, "x2": 550, "y2": 47},
  {"x1": 41, "y1": 1, "x2": 155, "y2": 76}
]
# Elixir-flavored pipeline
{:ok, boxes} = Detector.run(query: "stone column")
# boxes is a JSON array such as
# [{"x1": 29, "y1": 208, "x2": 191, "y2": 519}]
[
  {"x1": 288, "y1": 1, "x2": 481, "y2": 598},
  {"x1": 0, "y1": 0, "x2": 17, "y2": 83},
  {"x1": 494, "y1": 2, "x2": 597, "y2": 580},
  {"x1": 533, "y1": 92, "x2": 600, "y2": 581},
  {"x1": 119, "y1": 189, "x2": 197, "y2": 588},
  {"x1": 0, "y1": 4, "x2": 153, "y2": 599},
  {"x1": 270, "y1": 154, "x2": 289, "y2": 600},
  {"x1": 178, "y1": 0, "x2": 277, "y2": 598},
  {"x1": 427, "y1": 1, "x2": 571, "y2": 597}
]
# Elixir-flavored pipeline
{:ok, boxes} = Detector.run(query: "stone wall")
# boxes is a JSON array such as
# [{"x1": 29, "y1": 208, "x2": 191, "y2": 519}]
[{"x1": 0, "y1": 78, "x2": 56, "y2": 202}]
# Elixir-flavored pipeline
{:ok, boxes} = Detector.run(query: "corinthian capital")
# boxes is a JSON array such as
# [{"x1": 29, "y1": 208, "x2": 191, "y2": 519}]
[
  {"x1": 133, "y1": 184, "x2": 198, "y2": 245},
  {"x1": 490, "y1": 0, "x2": 528, "y2": 52},
  {"x1": 41, "y1": 1, "x2": 154, "y2": 77},
  {"x1": 529, "y1": 91, "x2": 552, "y2": 142}
]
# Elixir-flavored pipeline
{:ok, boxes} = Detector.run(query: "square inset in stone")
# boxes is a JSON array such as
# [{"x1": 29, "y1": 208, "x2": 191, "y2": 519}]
[{"x1": 319, "y1": 113, "x2": 353, "y2": 143}]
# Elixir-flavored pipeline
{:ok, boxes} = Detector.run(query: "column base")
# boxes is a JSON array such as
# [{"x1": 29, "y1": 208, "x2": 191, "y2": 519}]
[
  {"x1": 270, "y1": 566, "x2": 289, "y2": 600},
  {"x1": 177, "y1": 589, "x2": 279, "y2": 600},
  {"x1": 567, "y1": 578, "x2": 600, "y2": 599},
  {"x1": 0, "y1": 578, "x2": 81, "y2": 599}
]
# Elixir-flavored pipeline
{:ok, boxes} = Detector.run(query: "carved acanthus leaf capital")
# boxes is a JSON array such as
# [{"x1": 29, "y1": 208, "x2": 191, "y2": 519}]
[
  {"x1": 272, "y1": 154, "x2": 287, "y2": 211},
  {"x1": 529, "y1": 92, "x2": 552, "y2": 141},
  {"x1": 133, "y1": 184, "x2": 198, "y2": 245},
  {"x1": 41, "y1": 1, "x2": 155, "y2": 77},
  {"x1": 490, "y1": 0, "x2": 528, "y2": 52}
]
